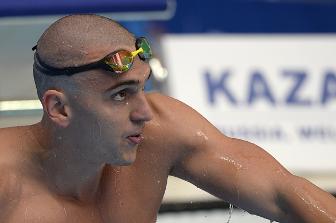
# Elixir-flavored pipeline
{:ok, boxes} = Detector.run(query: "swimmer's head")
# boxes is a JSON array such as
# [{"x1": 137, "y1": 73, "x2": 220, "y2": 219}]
[
  {"x1": 33, "y1": 14, "x2": 153, "y2": 165},
  {"x1": 33, "y1": 14, "x2": 134, "y2": 100}
]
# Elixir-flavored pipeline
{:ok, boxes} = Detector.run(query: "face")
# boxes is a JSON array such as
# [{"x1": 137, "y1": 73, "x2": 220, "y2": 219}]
[{"x1": 67, "y1": 43, "x2": 153, "y2": 166}]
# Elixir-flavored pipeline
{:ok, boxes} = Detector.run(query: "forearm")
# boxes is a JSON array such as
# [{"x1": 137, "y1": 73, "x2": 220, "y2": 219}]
[{"x1": 277, "y1": 175, "x2": 336, "y2": 223}]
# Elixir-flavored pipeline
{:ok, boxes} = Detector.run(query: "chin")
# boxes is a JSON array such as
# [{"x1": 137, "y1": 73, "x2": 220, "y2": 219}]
[
  {"x1": 120, "y1": 160, "x2": 135, "y2": 166},
  {"x1": 106, "y1": 159, "x2": 134, "y2": 166},
  {"x1": 122, "y1": 152, "x2": 137, "y2": 165},
  {"x1": 108, "y1": 151, "x2": 137, "y2": 166}
]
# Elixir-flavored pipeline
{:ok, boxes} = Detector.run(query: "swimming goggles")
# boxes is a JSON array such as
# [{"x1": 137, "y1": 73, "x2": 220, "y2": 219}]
[{"x1": 32, "y1": 37, "x2": 152, "y2": 76}]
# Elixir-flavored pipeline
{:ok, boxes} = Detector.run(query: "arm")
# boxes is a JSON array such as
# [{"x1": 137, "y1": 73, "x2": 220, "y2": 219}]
[{"x1": 159, "y1": 95, "x2": 336, "y2": 222}]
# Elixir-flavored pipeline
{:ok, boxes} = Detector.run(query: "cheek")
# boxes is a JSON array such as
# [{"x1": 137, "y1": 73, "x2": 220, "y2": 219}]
[
  {"x1": 100, "y1": 103, "x2": 131, "y2": 125},
  {"x1": 79, "y1": 115, "x2": 120, "y2": 157},
  {"x1": 92, "y1": 108, "x2": 129, "y2": 140},
  {"x1": 73, "y1": 100, "x2": 132, "y2": 142}
]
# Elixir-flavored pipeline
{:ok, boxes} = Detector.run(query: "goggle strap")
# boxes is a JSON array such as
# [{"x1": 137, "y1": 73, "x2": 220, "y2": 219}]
[
  {"x1": 131, "y1": 47, "x2": 144, "y2": 57},
  {"x1": 33, "y1": 37, "x2": 152, "y2": 76},
  {"x1": 34, "y1": 52, "x2": 105, "y2": 76}
]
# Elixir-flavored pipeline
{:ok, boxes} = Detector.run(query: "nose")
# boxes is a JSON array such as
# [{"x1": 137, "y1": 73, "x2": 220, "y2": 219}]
[{"x1": 130, "y1": 92, "x2": 153, "y2": 124}]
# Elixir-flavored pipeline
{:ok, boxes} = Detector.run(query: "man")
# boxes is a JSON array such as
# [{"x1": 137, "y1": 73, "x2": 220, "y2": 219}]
[{"x1": 0, "y1": 14, "x2": 335, "y2": 223}]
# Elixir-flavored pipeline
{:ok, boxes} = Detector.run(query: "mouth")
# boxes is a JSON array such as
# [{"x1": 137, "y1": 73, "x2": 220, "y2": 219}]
[{"x1": 126, "y1": 133, "x2": 144, "y2": 145}]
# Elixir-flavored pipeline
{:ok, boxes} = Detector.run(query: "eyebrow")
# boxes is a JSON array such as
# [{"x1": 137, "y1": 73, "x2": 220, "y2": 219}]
[
  {"x1": 106, "y1": 80, "x2": 140, "y2": 92},
  {"x1": 106, "y1": 70, "x2": 152, "y2": 92}
]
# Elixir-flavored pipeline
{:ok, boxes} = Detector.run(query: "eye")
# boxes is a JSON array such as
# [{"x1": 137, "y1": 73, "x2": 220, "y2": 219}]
[{"x1": 112, "y1": 90, "x2": 127, "y2": 101}]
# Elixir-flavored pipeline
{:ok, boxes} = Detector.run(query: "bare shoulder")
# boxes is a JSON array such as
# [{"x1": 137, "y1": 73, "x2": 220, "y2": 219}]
[
  {"x1": 0, "y1": 164, "x2": 22, "y2": 220},
  {"x1": 0, "y1": 166, "x2": 22, "y2": 196},
  {"x1": 0, "y1": 126, "x2": 21, "y2": 146},
  {"x1": 145, "y1": 93, "x2": 228, "y2": 133},
  {"x1": 143, "y1": 92, "x2": 226, "y2": 158},
  {"x1": 145, "y1": 92, "x2": 184, "y2": 115},
  {"x1": 0, "y1": 126, "x2": 28, "y2": 158},
  {"x1": 0, "y1": 128, "x2": 25, "y2": 220},
  {"x1": 0, "y1": 127, "x2": 15, "y2": 159},
  {"x1": 0, "y1": 127, "x2": 25, "y2": 203},
  {"x1": 145, "y1": 92, "x2": 208, "y2": 122},
  {"x1": 145, "y1": 92, "x2": 199, "y2": 136}
]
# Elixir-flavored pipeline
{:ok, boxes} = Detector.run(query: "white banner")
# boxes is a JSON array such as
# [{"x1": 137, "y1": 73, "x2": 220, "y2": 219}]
[{"x1": 161, "y1": 35, "x2": 336, "y2": 173}]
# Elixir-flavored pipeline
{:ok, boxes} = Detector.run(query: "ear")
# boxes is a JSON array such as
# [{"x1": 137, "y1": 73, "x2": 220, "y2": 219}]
[{"x1": 42, "y1": 90, "x2": 72, "y2": 128}]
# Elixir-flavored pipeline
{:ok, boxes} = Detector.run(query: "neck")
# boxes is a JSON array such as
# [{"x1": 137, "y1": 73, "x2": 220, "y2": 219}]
[
  {"x1": 29, "y1": 120, "x2": 105, "y2": 204},
  {"x1": 41, "y1": 153, "x2": 105, "y2": 203}
]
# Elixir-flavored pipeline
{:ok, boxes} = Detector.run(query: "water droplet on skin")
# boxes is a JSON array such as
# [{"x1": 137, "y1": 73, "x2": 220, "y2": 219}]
[
  {"x1": 293, "y1": 187, "x2": 336, "y2": 222},
  {"x1": 24, "y1": 207, "x2": 28, "y2": 219},
  {"x1": 196, "y1": 130, "x2": 209, "y2": 140},
  {"x1": 275, "y1": 168, "x2": 287, "y2": 177},
  {"x1": 219, "y1": 156, "x2": 242, "y2": 169},
  {"x1": 226, "y1": 203, "x2": 233, "y2": 223},
  {"x1": 63, "y1": 207, "x2": 68, "y2": 217}
]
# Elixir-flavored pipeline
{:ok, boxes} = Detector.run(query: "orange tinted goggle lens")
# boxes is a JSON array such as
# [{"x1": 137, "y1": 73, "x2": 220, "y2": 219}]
[{"x1": 104, "y1": 50, "x2": 134, "y2": 74}]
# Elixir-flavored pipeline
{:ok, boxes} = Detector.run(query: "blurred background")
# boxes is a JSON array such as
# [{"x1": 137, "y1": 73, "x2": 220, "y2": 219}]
[{"x1": 0, "y1": 0, "x2": 335, "y2": 222}]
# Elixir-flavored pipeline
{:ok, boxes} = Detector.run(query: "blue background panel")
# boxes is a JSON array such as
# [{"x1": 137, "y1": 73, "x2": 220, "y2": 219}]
[
  {"x1": 160, "y1": 1, "x2": 336, "y2": 33},
  {"x1": 0, "y1": 0, "x2": 167, "y2": 17}
]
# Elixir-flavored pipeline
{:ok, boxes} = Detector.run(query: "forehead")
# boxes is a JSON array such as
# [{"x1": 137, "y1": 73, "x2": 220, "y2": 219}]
[
  {"x1": 82, "y1": 27, "x2": 135, "y2": 61},
  {"x1": 85, "y1": 37, "x2": 136, "y2": 63}
]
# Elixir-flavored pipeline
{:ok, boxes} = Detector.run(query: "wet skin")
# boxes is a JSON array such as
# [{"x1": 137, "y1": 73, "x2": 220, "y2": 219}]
[
  {"x1": 1, "y1": 92, "x2": 336, "y2": 223},
  {"x1": 1, "y1": 14, "x2": 336, "y2": 223}
]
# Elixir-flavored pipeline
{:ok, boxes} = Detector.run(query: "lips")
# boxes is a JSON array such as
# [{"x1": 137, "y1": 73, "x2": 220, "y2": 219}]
[{"x1": 126, "y1": 133, "x2": 143, "y2": 145}]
